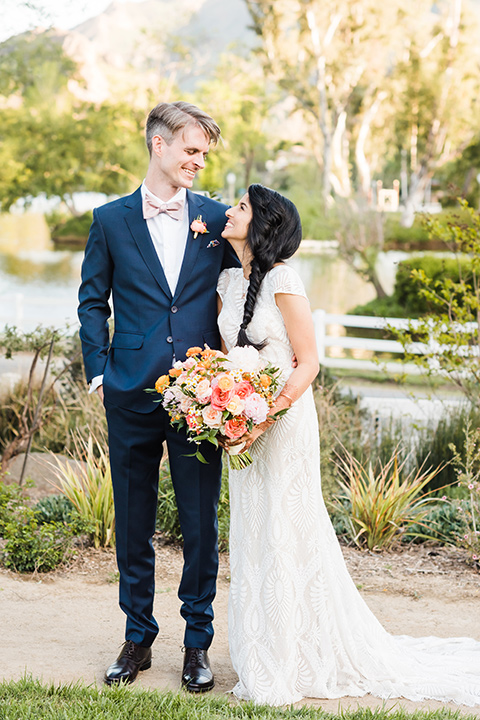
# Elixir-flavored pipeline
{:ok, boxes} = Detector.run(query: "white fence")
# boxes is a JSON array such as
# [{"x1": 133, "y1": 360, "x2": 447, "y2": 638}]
[
  {"x1": 313, "y1": 310, "x2": 441, "y2": 374},
  {"x1": 0, "y1": 294, "x2": 473, "y2": 376}
]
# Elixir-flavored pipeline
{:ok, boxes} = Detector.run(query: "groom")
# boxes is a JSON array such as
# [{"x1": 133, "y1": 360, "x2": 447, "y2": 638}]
[{"x1": 78, "y1": 101, "x2": 236, "y2": 691}]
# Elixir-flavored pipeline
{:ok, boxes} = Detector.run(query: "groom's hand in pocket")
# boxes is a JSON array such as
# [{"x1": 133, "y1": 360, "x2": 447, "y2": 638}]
[{"x1": 96, "y1": 385, "x2": 104, "y2": 403}]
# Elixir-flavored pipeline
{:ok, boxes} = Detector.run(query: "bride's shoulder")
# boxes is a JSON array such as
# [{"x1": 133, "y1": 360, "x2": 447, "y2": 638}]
[
  {"x1": 217, "y1": 267, "x2": 241, "y2": 298},
  {"x1": 267, "y1": 263, "x2": 306, "y2": 297}
]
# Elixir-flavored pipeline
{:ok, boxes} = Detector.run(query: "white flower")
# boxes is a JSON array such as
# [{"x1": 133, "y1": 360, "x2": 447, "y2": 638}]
[
  {"x1": 244, "y1": 392, "x2": 269, "y2": 423},
  {"x1": 226, "y1": 345, "x2": 264, "y2": 374}
]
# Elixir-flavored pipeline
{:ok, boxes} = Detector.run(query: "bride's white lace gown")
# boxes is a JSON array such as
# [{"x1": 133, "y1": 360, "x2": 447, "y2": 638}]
[{"x1": 217, "y1": 264, "x2": 480, "y2": 707}]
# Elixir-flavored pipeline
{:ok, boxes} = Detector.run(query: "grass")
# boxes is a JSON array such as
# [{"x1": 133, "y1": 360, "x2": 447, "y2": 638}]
[{"x1": 0, "y1": 678, "x2": 477, "y2": 720}]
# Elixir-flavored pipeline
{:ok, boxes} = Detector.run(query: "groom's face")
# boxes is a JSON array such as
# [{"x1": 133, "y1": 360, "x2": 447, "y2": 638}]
[{"x1": 153, "y1": 123, "x2": 210, "y2": 191}]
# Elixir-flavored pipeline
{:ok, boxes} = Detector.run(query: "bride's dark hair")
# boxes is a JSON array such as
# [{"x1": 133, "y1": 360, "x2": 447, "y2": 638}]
[{"x1": 237, "y1": 184, "x2": 302, "y2": 350}]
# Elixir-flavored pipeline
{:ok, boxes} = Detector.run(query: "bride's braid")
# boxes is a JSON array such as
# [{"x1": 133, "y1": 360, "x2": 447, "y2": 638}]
[
  {"x1": 237, "y1": 258, "x2": 266, "y2": 350},
  {"x1": 236, "y1": 184, "x2": 303, "y2": 350}
]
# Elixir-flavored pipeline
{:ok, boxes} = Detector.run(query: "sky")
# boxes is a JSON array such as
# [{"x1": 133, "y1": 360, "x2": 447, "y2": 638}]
[{"x1": 1, "y1": 0, "x2": 144, "y2": 43}]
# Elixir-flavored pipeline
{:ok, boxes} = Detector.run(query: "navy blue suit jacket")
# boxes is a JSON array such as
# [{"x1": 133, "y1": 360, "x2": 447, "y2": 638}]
[{"x1": 78, "y1": 186, "x2": 236, "y2": 413}]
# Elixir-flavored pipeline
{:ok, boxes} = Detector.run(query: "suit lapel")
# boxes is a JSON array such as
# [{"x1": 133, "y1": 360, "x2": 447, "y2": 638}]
[
  {"x1": 172, "y1": 190, "x2": 205, "y2": 302},
  {"x1": 124, "y1": 188, "x2": 172, "y2": 299}
]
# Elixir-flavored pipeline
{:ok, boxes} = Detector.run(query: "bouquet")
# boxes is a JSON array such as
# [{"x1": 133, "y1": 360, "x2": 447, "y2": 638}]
[{"x1": 149, "y1": 345, "x2": 287, "y2": 469}]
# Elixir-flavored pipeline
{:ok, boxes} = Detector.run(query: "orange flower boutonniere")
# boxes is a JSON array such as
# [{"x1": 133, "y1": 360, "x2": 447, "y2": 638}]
[{"x1": 190, "y1": 215, "x2": 209, "y2": 239}]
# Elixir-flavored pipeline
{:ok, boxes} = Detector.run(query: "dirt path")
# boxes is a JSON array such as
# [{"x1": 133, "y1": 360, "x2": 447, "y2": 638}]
[{"x1": 1, "y1": 540, "x2": 479, "y2": 715}]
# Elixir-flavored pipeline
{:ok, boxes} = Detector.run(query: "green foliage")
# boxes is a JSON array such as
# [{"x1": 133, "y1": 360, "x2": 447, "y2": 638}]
[
  {"x1": 448, "y1": 421, "x2": 480, "y2": 563},
  {"x1": 0, "y1": 676, "x2": 477, "y2": 720},
  {"x1": 33, "y1": 494, "x2": 78, "y2": 525},
  {"x1": 331, "y1": 448, "x2": 443, "y2": 551},
  {"x1": 2, "y1": 506, "x2": 74, "y2": 573},
  {"x1": 194, "y1": 55, "x2": 275, "y2": 194},
  {"x1": 313, "y1": 371, "x2": 367, "y2": 501},
  {"x1": 0, "y1": 32, "x2": 77, "y2": 100},
  {"x1": 348, "y1": 296, "x2": 407, "y2": 318},
  {"x1": 406, "y1": 501, "x2": 467, "y2": 546},
  {"x1": 156, "y1": 459, "x2": 230, "y2": 551},
  {"x1": 390, "y1": 201, "x2": 480, "y2": 401},
  {"x1": 0, "y1": 103, "x2": 145, "y2": 213},
  {"x1": 394, "y1": 255, "x2": 474, "y2": 316},
  {"x1": 48, "y1": 433, "x2": 115, "y2": 548},
  {"x1": 48, "y1": 211, "x2": 93, "y2": 242},
  {"x1": 0, "y1": 480, "x2": 23, "y2": 535}
]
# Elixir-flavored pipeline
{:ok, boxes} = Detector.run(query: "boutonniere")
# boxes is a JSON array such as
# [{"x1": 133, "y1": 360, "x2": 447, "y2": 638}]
[
  {"x1": 190, "y1": 215, "x2": 209, "y2": 239},
  {"x1": 207, "y1": 238, "x2": 220, "y2": 248}
]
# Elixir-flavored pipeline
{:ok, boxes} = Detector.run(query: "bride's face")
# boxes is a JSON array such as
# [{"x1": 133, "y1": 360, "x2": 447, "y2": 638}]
[{"x1": 221, "y1": 193, "x2": 253, "y2": 246}]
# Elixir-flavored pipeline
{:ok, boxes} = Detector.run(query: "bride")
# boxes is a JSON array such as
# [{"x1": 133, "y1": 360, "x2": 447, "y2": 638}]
[{"x1": 216, "y1": 183, "x2": 480, "y2": 707}]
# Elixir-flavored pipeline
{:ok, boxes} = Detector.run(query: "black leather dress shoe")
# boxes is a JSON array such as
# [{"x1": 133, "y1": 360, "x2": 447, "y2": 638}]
[
  {"x1": 104, "y1": 640, "x2": 152, "y2": 685},
  {"x1": 181, "y1": 647, "x2": 214, "y2": 693}
]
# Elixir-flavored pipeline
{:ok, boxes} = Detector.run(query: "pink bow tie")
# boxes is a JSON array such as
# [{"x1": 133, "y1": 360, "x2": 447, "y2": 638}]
[{"x1": 142, "y1": 191, "x2": 184, "y2": 220}]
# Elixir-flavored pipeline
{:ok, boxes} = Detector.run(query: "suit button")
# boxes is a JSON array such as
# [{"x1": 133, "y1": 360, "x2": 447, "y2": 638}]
[
  {"x1": 166, "y1": 336, "x2": 173, "y2": 343},
  {"x1": 171, "y1": 306, "x2": 178, "y2": 313}
]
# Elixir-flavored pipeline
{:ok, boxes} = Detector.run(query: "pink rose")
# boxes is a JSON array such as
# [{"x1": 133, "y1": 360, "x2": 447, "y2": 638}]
[
  {"x1": 210, "y1": 383, "x2": 234, "y2": 411},
  {"x1": 183, "y1": 357, "x2": 196, "y2": 370},
  {"x1": 202, "y1": 405, "x2": 223, "y2": 428},
  {"x1": 234, "y1": 380, "x2": 254, "y2": 400},
  {"x1": 195, "y1": 378, "x2": 212, "y2": 404},
  {"x1": 244, "y1": 392, "x2": 269, "y2": 423},
  {"x1": 224, "y1": 417, "x2": 248, "y2": 440}
]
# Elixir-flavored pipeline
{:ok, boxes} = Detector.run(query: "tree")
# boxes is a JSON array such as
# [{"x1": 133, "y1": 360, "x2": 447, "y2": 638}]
[
  {"x1": 245, "y1": 0, "x2": 432, "y2": 206},
  {"x1": 193, "y1": 55, "x2": 275, "y2": 195},
  {"x1": 388, "y1": 0, "x2": 480, "y2": 226},
  {"x1": 0, "y1": 32, "x2": 147, "y2": 214},
  {"x1": 391, "y1": 201, "x2": 480, "y2": 402},
  {"x1": 0, "y1": 102, "x2": 145, "y2": 214}
]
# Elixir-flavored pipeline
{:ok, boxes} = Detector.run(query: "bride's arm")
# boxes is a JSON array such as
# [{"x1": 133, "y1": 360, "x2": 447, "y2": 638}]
[
  {"x1": 242, "y1": 292, "x2": 319, "y2": 449},
  {"x1": 274, "y1": 292, "x2": 319, "y2": 401}
]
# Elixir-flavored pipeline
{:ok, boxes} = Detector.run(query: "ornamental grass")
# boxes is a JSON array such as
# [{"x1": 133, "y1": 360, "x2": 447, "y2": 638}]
[
  {"x1": 48, "y1": 431, "x2": 115, "y2": 548},
  {"x1": 332, "y1": 448, "x2": 444, "y2": 551}
]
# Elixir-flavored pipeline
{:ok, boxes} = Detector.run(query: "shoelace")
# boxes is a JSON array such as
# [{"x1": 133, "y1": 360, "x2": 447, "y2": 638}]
[
  {"x1": 122, "y1": 640, "x2": 138, "y2": 659},
  {"x1": 187, "y1": 648, "x2": 203, "y2": 666}
]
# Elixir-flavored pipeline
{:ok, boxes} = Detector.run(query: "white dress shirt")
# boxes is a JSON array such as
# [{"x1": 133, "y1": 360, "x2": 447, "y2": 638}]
[{"x1": 89, "y1": 183, "x2": 189, "y2": 394}]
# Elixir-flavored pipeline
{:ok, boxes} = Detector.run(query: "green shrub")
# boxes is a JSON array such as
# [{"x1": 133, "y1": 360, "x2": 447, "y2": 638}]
[
  {"x1": 49, "y1": 210, "x2": 92, "y2": 241},
  {"x1": 48, "y1": 432, "x2": 115, "y2": 548},
  {"x1": 0, "y1": 480, "x2": 23, "y2": 535},
  {"x1": 394, "y1": 255, "x2": 473, "y2": 316},
  {"x1": 0, "y1": 377, "x2": 107, "y2": 458},
  {"x1": 33, "y1": 494, "x2": 76, "y2": 524},
  {"x1": 406, "y1": 500, "x2": 466, "y2": 545},
  {"x1": 2, "y1": 506, "x2": 74, "y2": 572},
  {"x1": 331, "y1": 448, "x2": 443, "y2": 551}
]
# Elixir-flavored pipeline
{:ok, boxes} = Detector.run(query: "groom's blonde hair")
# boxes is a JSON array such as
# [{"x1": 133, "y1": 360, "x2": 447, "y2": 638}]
[{"x1": 145, "y1": 101, "x2": 221, "y2": 155}]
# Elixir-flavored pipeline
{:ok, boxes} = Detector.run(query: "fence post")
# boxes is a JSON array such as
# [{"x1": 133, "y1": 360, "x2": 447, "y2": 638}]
[{"x1": 313, "y1": 308, "x2": 326, "y2": 364}]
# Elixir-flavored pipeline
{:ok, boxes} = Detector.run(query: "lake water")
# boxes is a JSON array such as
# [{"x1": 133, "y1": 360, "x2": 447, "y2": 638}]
[{"x1": 0, "y1": 213, "x2": 404, "y2": 333}]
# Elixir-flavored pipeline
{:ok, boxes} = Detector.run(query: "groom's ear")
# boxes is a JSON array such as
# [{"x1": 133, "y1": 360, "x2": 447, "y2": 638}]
[{"x1": 151, "y1": 135, "x2": 164, "y2": 157}]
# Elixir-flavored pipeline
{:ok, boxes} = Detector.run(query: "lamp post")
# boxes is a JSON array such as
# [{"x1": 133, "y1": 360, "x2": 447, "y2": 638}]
[{"x1": 226, "y1": 172, "x2": 236, "y2": 206}]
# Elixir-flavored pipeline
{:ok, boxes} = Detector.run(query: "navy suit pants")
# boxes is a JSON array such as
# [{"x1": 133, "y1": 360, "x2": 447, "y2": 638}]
[{"x1": 105, "y1": 400, "x2": 222, "y2": 649}]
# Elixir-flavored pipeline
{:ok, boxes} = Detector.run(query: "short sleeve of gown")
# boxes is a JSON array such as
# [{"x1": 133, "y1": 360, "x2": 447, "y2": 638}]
[
  {"x1": 270, "y1": 264, "x2": 308, "y2": 300},
  {"x1": 217, "y1": 268, "x2": 231, "y2": 301}
]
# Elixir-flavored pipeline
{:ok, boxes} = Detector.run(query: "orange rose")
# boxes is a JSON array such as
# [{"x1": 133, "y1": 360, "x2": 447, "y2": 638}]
[
  {"x1": 259, "y1": 374, "x2": 272, "y2": 388},
  {"x1": 155, "y1": 375, "x2": 170, "y2": 393},
  {"x1": 169, "y1": 367, "x2": 182, "y2": 377},
  {"x1": 217, "y1": 373, "x2": 235, "y2": 392},
  {"x1": 186, "y1": 346, "x2": 202, "y2": 357},
  {"x1": 224, "y1": 416, "x2": 248, "y2": 440}
]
